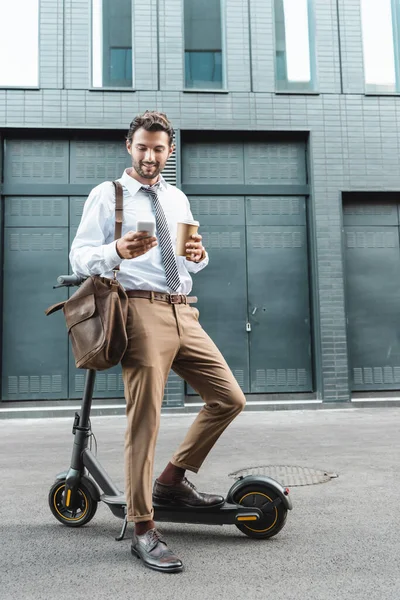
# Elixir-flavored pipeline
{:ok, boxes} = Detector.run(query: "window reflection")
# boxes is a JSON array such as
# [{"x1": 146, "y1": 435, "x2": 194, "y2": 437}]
[
  {"x1": 92, "y1": 0, "x2": 133, "y2": 88},
  {"x1": 184, "y1": 0, "x2": 224, "y2": 90},
  {"x1": 361, "y1": 0, "x2": 396, "y2": 91},
  {"x1": 0, "y1": 0, "x2": 39, "y2": 87},
  {"x1": 275, "y1": 0, "x2": 314, "y2": 91}
]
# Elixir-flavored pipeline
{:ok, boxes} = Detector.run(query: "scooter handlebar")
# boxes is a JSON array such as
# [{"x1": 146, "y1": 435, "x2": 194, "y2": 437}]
[{"x1": 56, "y1": 274, "x2": 83, "y2": 286}]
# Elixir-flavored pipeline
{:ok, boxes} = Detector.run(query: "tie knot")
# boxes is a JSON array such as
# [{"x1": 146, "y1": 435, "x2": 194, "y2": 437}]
[{"x1": 141, "y1": 183, "x2": 160, "y2": 195}]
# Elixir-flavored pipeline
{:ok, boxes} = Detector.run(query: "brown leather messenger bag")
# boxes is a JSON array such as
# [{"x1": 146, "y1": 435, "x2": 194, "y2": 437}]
[{"x1": 45, "y1": 181, "x2": 128, "y2": 370}]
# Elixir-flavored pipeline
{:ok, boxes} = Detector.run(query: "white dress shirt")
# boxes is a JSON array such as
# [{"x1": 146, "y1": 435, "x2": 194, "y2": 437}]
[{"x1": 70, "y1": 169, "x2": 208, "y2": 294}]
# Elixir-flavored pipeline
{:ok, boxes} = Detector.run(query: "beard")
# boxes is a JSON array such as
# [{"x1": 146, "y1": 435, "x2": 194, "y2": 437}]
[{"x1": 132, "y1": 158, "x2": 162, "y2": 180}]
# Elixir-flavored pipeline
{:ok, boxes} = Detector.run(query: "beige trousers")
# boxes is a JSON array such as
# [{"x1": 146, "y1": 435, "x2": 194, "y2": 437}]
[{"x1": 121, "y1": 298, "x2": 246, "y2": 523}]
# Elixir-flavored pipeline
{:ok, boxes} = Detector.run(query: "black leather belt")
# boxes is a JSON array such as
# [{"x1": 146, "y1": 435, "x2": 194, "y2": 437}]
[{"x1": 126, "y1": 290, "x2": 197, "y2": 304}]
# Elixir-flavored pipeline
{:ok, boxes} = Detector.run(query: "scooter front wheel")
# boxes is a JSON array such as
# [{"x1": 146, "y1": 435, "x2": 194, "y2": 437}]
[
  {"x1": 232, "y1": 483, "x2": 288, "y2": 539},
  {"x1": 48, "y1": 479, "x2": 98, "y2": 527}
]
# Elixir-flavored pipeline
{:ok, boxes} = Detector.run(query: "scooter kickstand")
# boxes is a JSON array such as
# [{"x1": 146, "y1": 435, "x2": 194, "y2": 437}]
[{"x1": 115, "y1": 514, "x2": 128, "y2": 541}]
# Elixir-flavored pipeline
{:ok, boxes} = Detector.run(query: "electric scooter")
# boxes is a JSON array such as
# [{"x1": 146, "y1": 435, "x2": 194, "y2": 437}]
[{"x1": 48, "y1": 274, "x2": 292, "y2": 541}]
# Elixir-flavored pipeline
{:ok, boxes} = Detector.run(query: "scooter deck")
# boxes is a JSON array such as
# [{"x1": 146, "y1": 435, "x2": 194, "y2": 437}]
[
  {"x1": 154, "y1": 501, "x2": 262, "y2": 525},
  {"x1": 100, "y1": 493, "x2": 263, "y2": 525}
]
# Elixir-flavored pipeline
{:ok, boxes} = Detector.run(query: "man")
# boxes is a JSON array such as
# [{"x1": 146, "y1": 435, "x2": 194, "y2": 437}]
[{"x1": 70, "y1": 111, "x2": 246, "y2": 573}]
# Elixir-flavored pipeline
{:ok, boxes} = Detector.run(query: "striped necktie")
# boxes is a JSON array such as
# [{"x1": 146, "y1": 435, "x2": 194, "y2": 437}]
[{"x1": 141, "y1": 184, "x2": 181, "y2": 293}]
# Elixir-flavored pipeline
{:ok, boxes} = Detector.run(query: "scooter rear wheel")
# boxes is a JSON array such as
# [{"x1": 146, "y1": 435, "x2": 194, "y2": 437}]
[
  {"x1": 48, "y1": 479, "x2": 98, "y2": 527},
  {"x1": 232, "y1": 483, "x2": 288, "y2": 539}
]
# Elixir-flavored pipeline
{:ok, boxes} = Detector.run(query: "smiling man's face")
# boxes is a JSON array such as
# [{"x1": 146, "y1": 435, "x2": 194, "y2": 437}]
[{"x1": 126, "y1": 128, "x2": 174, "y2": 185}]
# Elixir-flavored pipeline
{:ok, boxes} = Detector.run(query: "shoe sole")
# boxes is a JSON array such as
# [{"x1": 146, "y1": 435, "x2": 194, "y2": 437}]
[
  {"x1": 131, "y1": 547, "x2": 183, "y2": 573},
  {"x1": 153, "y1": 496, "x2": 225, "y2": 509}
]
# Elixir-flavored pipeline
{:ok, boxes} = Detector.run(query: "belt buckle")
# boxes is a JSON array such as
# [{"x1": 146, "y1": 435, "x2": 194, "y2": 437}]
[{"x1": 169, "y1": 294, "x2": 181, "y2": 304}]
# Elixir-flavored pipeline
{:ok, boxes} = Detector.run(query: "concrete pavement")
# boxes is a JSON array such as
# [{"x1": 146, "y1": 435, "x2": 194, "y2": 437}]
[{"x1": 1, "y1": 407, "x2": 400, "y2": 600}]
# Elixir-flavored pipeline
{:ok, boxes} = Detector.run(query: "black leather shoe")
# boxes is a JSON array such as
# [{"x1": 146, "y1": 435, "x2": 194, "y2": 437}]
[
  {"x1": 131, "y1": 528, "x2": 183, "y2": 573},
  {"x1": 153, "y1": 477, "x2": 225, "y2": 508}
]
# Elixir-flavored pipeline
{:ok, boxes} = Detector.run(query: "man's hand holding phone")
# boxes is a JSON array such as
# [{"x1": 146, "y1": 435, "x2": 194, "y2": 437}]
[{"x1": 116, "y1": 230, "x2": 157, "y2": 259}]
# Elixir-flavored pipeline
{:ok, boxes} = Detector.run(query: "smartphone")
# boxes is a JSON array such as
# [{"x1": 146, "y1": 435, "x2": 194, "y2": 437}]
[{"x1": 136, "y1": 221, "x2": 156, "y2": 237}]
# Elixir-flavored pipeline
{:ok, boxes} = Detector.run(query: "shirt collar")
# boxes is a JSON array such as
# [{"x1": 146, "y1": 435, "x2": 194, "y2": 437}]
[{"x1": 120, "y1": 169, "x2": 168, "y2": 197}]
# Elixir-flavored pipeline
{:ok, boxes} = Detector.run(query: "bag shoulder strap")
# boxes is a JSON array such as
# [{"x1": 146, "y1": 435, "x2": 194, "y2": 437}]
[
  {"x1": 112, "y1": 180, "x2": 123, "y2": 274},
  {"x1": 112, "y1": 180, "x2": 123, "y2": 240}
]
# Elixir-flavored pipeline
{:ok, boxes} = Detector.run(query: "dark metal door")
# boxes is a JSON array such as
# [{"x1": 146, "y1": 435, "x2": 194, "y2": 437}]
[
  {"x1": 246, "y1": 197, "x2": 312, "y2": 393},
  {"x1": 344, "y1": 202, "x2": 400, "y2": 390},
  {"x1": 190, "y1": 195, "x2": 312, "y2": 395},
  {"x1": 2, "y1": 197, "x2": 69, "y2": 400}
]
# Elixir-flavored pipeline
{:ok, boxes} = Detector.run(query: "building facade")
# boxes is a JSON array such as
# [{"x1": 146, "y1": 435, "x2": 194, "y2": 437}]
[{"x1": 1, "y1": 0, "x2": 400, "y2": 408}]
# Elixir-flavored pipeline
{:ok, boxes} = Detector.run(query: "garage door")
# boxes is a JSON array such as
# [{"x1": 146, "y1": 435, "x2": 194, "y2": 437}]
[
  {"x1": 344, "y1": 200, "x2": 400, "y2": 391},
  {"x1": 182, "y1": 137, "x2": 313, "y2": 395},
  {"x1": 1, "y1": 138, "x2": 182, "y2": 403}
]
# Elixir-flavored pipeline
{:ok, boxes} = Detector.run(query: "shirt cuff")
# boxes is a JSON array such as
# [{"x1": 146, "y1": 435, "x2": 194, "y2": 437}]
[
  {"x1": 104, "y1": 240, "x2": 124, "y2": 271},
  {"x1": 185, "y1": 251, "x2": 209, "y2": 273}
]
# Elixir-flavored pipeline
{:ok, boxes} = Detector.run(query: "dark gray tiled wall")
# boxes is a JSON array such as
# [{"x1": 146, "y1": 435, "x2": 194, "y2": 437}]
[
  {"x1": 159, "y1": 0, "x2": 183, "y2": 91},
  {"x1": 64, "y1": 0, "x2": 90, "y2": 89},
  {"x1": 249, "y1": 0, "x2": 274, "y2": 92},
  {"x1": 1, "y1": 0, "x2": 398, "y2": 403},
  {"x1": 226, "y1": 0, "x2": 251, "y2": 91},
  {"x1": 40, "y1": 0, "x2": 64, "y2": 89},
  {"x1": 134, "y1": 0, "x2": 158, "y2": 90},
  {"x1": 315, "y1": 0, "x2": 341, "y2": 93},
  {"x1": 338, "y1": 0, "x2": 365, "y2": 93}
]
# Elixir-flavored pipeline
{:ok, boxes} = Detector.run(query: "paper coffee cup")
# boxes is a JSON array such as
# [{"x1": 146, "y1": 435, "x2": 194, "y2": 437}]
[{"x1": 176, "y1": 220, "x2": 200, "y2": 256}]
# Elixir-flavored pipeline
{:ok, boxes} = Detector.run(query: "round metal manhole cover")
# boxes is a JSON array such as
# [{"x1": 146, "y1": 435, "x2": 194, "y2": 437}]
[{"x1": 228, "y1": 465, "x2": 338, "y2": 487}]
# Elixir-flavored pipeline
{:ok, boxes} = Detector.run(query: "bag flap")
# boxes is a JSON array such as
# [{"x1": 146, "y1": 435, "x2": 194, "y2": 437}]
[
  {"x1": 45, "y1": 301, "x2": 66, "y2": 316},
  {"x1": 64, "y1": 294, "x2": 96, "y2": 331}
]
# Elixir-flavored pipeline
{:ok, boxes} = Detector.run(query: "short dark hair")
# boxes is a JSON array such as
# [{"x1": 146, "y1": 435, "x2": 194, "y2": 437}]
[{"x1": 127, "y1": 111, "x2": 174, "y2": 146}]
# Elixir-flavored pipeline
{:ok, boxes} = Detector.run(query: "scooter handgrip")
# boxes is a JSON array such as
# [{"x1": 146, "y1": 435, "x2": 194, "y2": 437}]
[{"x1": 57, "y1": 274, "x2": 83, "y2": 286}]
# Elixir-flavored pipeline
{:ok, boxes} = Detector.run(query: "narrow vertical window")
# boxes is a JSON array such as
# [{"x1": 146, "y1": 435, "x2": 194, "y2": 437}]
[
  {"x1": 184, "y1": 0, "x2": 224, "y2": 90},
  {"x1": 361, "y1": 0, "x2": 397, "y2": 92},
  {"x1": 0, "y1": 0, "x2": 39, "y2": 87},
  {"x1": 92, "y1": 0, "x2": 133, "y2": 88},
  {"x1": 274, "y1": 0, "x2": 316, "y2": 91}
]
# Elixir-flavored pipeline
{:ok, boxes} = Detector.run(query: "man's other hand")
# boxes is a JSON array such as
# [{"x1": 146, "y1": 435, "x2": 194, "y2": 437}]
[{"x1": 185, "y1": 234, "x2": 206, "y2": 263}]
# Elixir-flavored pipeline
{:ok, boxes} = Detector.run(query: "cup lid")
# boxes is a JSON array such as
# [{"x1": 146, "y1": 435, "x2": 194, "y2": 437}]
[{"x1": 178, "y1": 220, "x2": 199, "y2": 226}]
